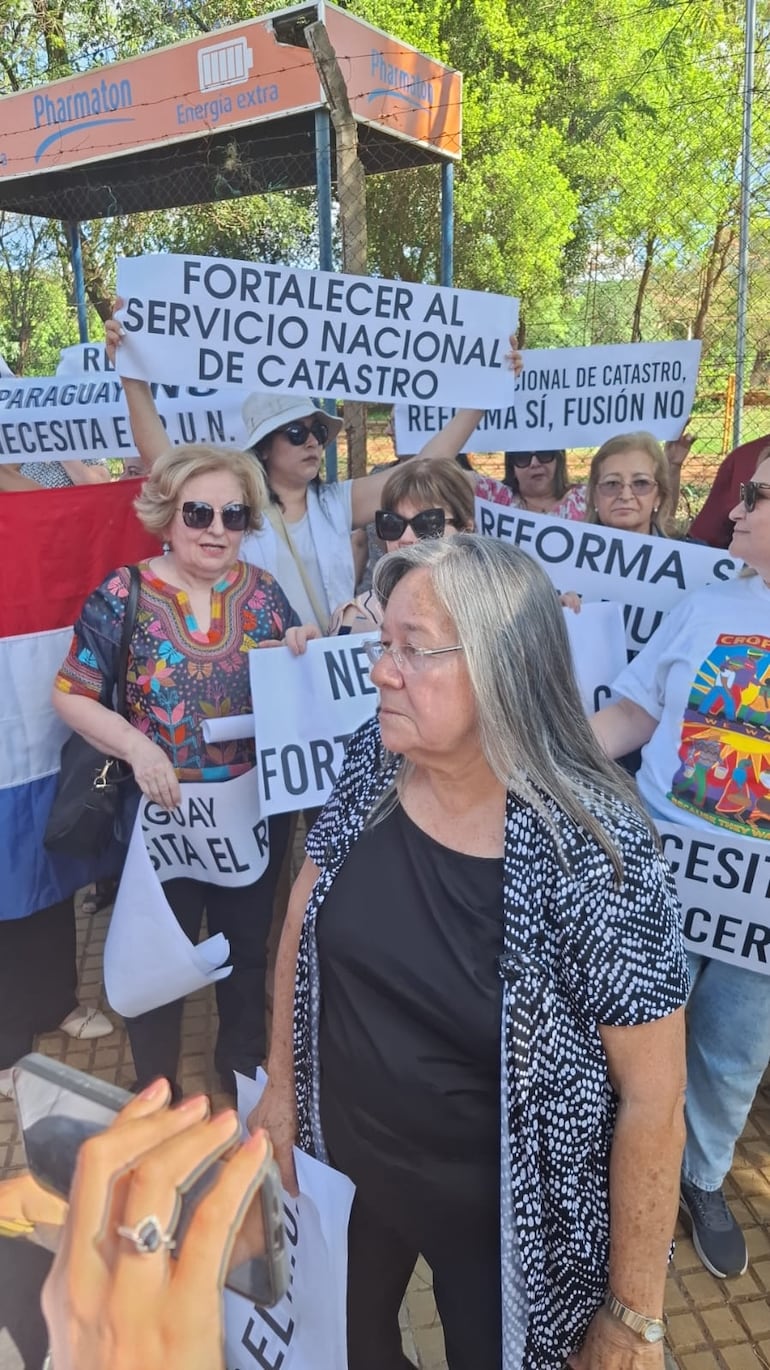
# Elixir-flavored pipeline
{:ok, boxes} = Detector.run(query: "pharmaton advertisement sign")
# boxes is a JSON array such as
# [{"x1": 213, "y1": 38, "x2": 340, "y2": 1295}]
[
  {"x1": 394, "y1": 340, "x2": 702, "y2": 453},
  {"x1": 116, "y1": 254, "x2": 518, "y2": 408}
]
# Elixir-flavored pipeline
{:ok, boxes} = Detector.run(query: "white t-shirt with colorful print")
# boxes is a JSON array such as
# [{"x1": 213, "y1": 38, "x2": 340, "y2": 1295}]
[{"x1": 612, "y1": 574, "x2": 770, "y2": 842}]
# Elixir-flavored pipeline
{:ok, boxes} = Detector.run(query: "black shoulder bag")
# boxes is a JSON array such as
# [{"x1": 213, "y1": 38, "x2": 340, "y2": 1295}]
[{"x1": 44, "y1": 566, "x2": 141, "y2": 859}]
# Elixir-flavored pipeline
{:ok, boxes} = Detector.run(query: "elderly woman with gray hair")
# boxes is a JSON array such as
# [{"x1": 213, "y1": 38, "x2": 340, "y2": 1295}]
[{"x1": 252, "y1": 534, "x2": 689, "y2": 1370}]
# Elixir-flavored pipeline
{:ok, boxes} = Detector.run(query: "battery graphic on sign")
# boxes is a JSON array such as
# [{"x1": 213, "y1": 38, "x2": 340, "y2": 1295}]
[{"x1": 197, "y1": 37, "x2": 254, "y2": 92}]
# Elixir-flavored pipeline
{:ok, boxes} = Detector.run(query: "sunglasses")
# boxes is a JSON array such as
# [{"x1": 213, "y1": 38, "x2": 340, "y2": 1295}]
[
  {"x1": 740, "y1": 481, "x2": 770, "y2": 512},
  {"x1": 179, "y1": 501, "x2": 251, "y2": 531},
  {"x1": 508, "y1": 451, "x2": 559, "y2": 468},
  {"x1": 375, "y1": 508, "x2": 456, "y2": 541},
  {"x1": 596, "y1": 476, "x2": 657, "y2": 498},
  {"x1": 277, "y1": 419, "x2": 329, "y2": 446}
]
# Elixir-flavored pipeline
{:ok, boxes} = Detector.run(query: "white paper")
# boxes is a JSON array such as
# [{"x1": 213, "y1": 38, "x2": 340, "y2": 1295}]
[
  {"x1": 104, "y1": 812, "x2": 232, "y2": 1017},
  {"x1": 202, "y1": 714, "x2": 256, "y2": 744},
  {"x1": 563, "y1": 602, "x2": 627, "y2": 714},
  {"x1": 394, "y1": 339, "x2": 702, "y2": 452},
  {"x1": 225, "y1": 1071, "x2": 354, "y2": 1370}
]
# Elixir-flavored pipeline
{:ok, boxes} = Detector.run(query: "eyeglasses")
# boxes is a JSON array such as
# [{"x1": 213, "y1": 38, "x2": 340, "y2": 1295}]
[
  {"x1": 596, "y1": 477, "x2": 657, "y2": 498},
  {"x1": 179, "y1": 501, "x2": 251, "y2": 531},
  {"x1": 375, "y1": 508, "x2": 458, "y2": 541},
  {"x1": 277, "y1": 419, "x2": 330, "y2": 446},
  {"x1": 508, "y1": 451, "x2": 558, "y2": 468},
  {"x1": 364, "y1": 639, "x2": 464, "y2": 674},
  {"x1": 739, "y1": 481, "x2": 770, "y2": 512}
]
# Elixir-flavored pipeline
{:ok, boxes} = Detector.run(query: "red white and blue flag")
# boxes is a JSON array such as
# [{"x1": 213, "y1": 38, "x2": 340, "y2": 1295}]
[{"x1": 0, "y1": 479, "x2": 158, "y2": 921}]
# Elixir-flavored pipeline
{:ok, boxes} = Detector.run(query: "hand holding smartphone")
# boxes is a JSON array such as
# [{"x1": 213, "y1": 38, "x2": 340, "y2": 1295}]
[{"x1": 12, "y1": 1054, "x2": 289, "y2": 1306}]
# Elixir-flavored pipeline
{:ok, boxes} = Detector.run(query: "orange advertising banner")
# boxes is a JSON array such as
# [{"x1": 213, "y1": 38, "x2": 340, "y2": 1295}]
[{"x1": 0, "y1": 3, "x2": 460, "y2": 183}]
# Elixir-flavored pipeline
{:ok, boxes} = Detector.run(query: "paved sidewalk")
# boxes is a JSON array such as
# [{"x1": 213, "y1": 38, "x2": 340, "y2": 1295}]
[{"x1": 2, "y1": 896, "x2": 769, "y2": 1369}]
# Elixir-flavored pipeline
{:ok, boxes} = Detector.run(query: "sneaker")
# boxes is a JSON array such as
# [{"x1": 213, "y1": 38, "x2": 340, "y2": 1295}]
[
  {"x1": 680, "y1": 1178, "x2": 748, "y2": 1278},
  {"x1": 59, "y1": 1006, "x2": 114, "y2": 1040},
  {"x1": 0, "y1": 1068, "x2": 14, "y2": 1101}
]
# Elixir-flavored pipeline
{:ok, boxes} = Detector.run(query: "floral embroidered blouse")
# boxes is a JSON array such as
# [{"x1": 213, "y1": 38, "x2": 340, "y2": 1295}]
[
  {"x1": 55, "y1": 561, "x2": 299, "y2": 781},
  {"x1": 474, "y1": 474, "x2": 588, "y2": 520}
]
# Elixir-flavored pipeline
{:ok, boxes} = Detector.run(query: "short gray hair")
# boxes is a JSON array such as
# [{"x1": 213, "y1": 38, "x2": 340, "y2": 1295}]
[{"x1": 372, "y1": 534, "x2": 650, "y2": 881}]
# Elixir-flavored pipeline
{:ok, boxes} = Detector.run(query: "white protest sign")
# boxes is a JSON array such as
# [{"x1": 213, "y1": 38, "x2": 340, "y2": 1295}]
[
  {"x1": 225, "y1": 1071, "x2": 353, "y2": 1370},
  {"x1": 116, "y1": 254, "x2": 518, "y2": 407},
  {"x1": 657, "y1": 822, "x2": 770, "y2": 976},
  {"x1": 476, "y1": 499, "x2": 743, "y2": 657},
  {"x1": 56, "y1": 342, "x2": 114, "y2": 374},
  {"x1": 104, "y1": 811, "x2": 233, "y2": 1017},
  {"x1": 141, "y1": 768, "x2": 268, "y2": 886},
  {"x1": 250, "y1": 633, "x2": 378, "y2": 817},
  {"x1": 564, "y1": 602, "x2": 627, "y2": 714},
  {"x1": 0, "y1": 373, "x2": 248, "y2": 463},
  {"x1": 394, "y1": 340, "x2": 702, "y2": 452}
]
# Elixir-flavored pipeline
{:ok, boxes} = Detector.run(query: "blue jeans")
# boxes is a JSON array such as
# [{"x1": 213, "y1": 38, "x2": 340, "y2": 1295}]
[{"x1": 683, "y1": 950, "x2": 770, "y2": 1190}]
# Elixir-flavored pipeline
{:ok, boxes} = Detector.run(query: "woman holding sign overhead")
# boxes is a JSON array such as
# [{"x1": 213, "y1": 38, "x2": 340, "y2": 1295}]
[
  {"x1": 53, "y1": 443, "x2": 318, "y2": 1100},
  {"x1": 106, "y1": 307, "x2": 492, "y2": 634},
  {"x1": 591, "y1": 456, "x2": 770, "y2": 1282},
  {"x1": 254, "y1": 535, "x2": 688, "y2": 1370}
]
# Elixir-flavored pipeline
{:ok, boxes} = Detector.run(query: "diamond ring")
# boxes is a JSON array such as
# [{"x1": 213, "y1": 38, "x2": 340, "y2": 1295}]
[{"x1": 116, "y1": 1215, "x2": 176, "y2": 1255}]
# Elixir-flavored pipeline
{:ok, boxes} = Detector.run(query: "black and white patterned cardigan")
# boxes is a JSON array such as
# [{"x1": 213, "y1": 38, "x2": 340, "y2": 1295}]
[{"x1": 294, "y1": 718, "x2": 689, "y2": 1370}]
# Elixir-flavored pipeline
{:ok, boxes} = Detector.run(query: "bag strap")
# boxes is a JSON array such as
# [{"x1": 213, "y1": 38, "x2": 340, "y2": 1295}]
[
  {"x1": 264, "y1": 502, "x2": 329, "y2": 633},
  {"x1": 115, "y1": 565, "x2": 141, "y2": 718}
]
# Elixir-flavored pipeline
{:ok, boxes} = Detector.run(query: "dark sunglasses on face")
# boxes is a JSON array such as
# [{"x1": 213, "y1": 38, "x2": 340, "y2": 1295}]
[
  {"x1": 739, "y1": 481, "x2": 770, "y2": 512},
  {"x1": 509, "y1": 450, "x2": 559, "y2": 468},
  {"x1": 375, "y1": 507, "x2": 456, "y2": 541},
  {"x1": 179, "y1": 501, "x2": 251, "y2": 531},
  {"x1": 277, "y1": 419, "x2": 330, "y2": 447}
]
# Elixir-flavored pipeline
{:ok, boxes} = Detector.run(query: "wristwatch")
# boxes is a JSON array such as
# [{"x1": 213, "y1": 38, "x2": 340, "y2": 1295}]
[{"x1": 605, "y1": 1290, "x2": 667, "y2": 1344}]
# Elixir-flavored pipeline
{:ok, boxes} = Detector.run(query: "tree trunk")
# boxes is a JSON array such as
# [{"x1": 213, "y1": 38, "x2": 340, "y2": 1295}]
[
  {"x1": 32, "y1": 0, "x2": 69, "y2": 75},
  {"x1": 306, "y1": 21, "x2": 369, "y2": 479},
  {"x1": 692, "y1": 218, "x2": 736, "y2": 340},
  {"x1": 631, "y1": 234, "x2": 655, "y2": 342}
]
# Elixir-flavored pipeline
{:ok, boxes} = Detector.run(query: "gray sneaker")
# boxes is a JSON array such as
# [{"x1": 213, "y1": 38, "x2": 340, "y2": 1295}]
[{"x1": 680, "y1": 1178, "x2": 748, "y2": 1278}]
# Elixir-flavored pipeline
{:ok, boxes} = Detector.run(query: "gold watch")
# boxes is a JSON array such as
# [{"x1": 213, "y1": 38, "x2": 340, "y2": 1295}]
[{"x1": 605, "y1": 1291, "x2": 667, "y2": 1344}]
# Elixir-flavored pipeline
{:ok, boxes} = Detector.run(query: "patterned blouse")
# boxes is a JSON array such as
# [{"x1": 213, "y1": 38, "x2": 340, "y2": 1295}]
[
  {"x1": 56, "y1": 560, "x2": 299, "y2": 780},
  {"x1": 295, "y1": 718, "x2": 689, "y2": 1369},
  {"x1": 474, "y1": 474, "x2": 588, "y2": 520}
]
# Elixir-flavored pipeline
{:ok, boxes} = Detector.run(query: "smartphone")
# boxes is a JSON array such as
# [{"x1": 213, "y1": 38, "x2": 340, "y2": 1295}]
[{"x1": 13, "y1": 1053, "x2": 289, "y2": 1306}]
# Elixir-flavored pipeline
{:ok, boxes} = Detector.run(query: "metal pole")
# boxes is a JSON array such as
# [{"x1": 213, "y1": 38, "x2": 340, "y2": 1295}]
[
  {"x1": 314, "y1": 106, "x2": 337, "y2": 480},
  {"x1": 66, "y1": 221, "x2": 89, "y2": 342},
  {"x1": 733, "y1": 0, "x2": 756, "y2": 450},
  {"x1": 440, "y1": 161, "x2": 454, "y2": 287}
]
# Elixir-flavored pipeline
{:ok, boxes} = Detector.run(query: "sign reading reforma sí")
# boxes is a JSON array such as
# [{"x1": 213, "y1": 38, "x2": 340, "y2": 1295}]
[
  {"x1": 476, "y1": 499, "x2": 742, "y2": 657},
  {"x1": 394, "y1": 340, "x2": 702, "y2": 453},
  {"x1": 0, "y1": 375, "x2": 247, "y2": 463},
  {"x1": 657, "y1": 822, "x2": 770, "y2": 976},
  {"x1": 115, "y1": 254, "x2": 518, "y2": 407},
  {"x1": 248, "y1": 609, "x2": 628, "y2": 817}
]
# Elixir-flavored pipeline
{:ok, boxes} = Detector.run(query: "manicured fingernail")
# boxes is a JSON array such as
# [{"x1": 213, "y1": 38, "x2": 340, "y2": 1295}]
[
  {"x1": 137, "y1": 1078, "x2": 171, "y2": 1102},
  {"x1": 176, "y1": 1093, "x2": 211, "y2": 1116}
]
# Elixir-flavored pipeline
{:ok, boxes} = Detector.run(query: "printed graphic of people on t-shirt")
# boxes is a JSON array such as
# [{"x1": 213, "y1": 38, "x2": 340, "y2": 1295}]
[{"x1": 670, "y1": 633, "x2": 770, "y2": 840}]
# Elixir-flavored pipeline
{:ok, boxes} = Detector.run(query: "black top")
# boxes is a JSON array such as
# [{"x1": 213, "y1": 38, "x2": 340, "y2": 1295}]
[{"x1": 317, "y1": 802, "x2": 504, "y2": 1205}]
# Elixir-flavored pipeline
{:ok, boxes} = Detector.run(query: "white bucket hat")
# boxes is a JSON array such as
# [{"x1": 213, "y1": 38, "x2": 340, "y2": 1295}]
[{"x1": 242, "y1": 392, "x2": 342, "y2": 449}]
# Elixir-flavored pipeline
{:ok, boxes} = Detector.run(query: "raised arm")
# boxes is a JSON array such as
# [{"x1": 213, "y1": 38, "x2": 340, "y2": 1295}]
[
  {"x1": 349, "y1": 406, "x2": 484, "y2": 528},
  {"x1": 664, "y1": 422, "x2": 695, "y2": 523},
  {"x1": 107, "y1": 304, "x2": 169, "y2": 469},
  {"x1": 247, "y1": 855, "x2": 319, "y2": 1192},
  {"x1": 61, "y1": 460, "x2": 111, "y2": 485}
]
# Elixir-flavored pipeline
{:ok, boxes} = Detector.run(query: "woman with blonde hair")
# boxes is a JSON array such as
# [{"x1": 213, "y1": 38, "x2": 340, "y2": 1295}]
[
  {"x1": 53, "y1": 443, "x2": 316, "y2": 1099},
  {"x1": 585, "y1": 432, "x2": 673, "y2": 537}
]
